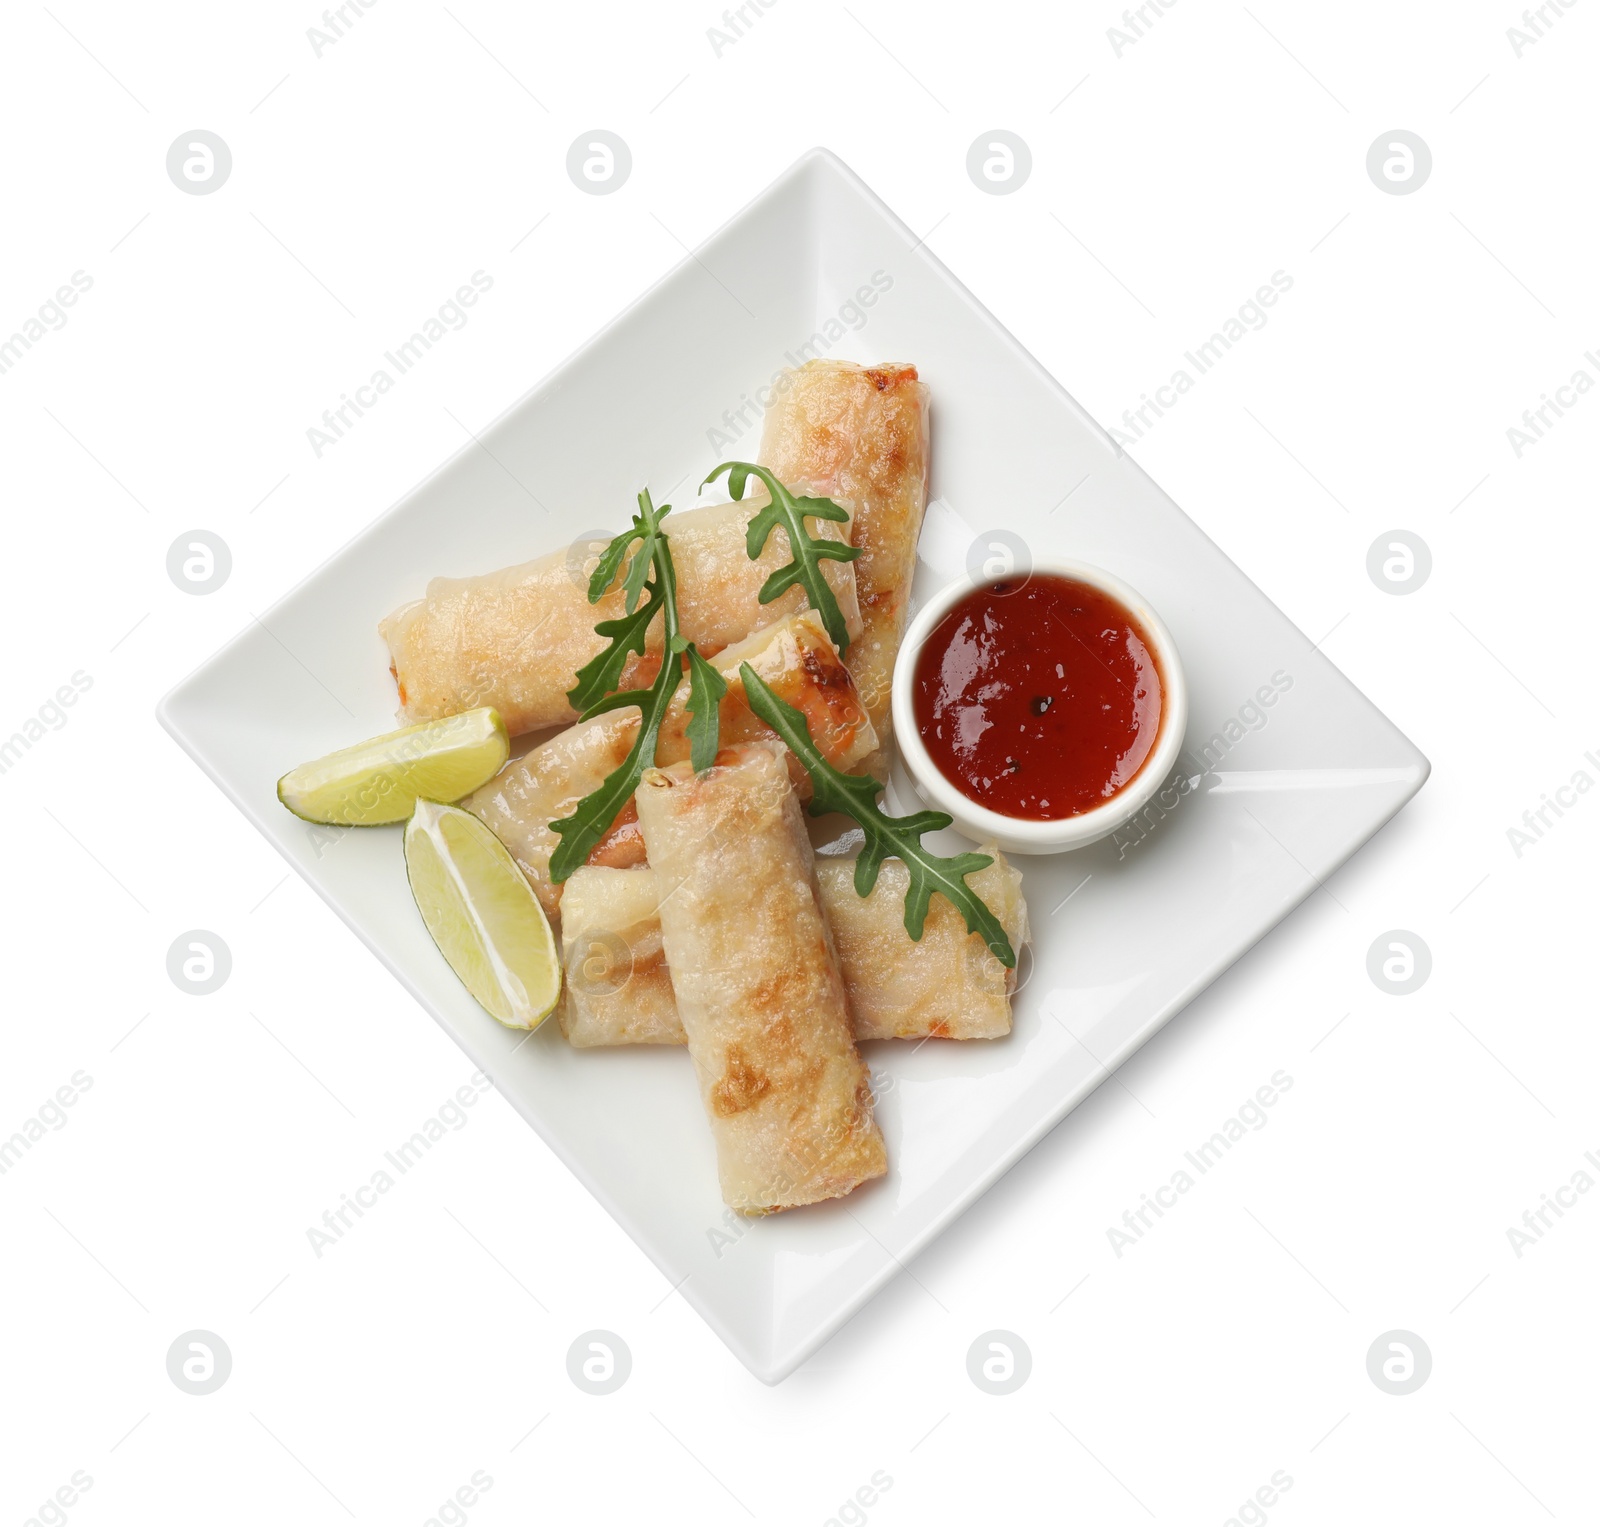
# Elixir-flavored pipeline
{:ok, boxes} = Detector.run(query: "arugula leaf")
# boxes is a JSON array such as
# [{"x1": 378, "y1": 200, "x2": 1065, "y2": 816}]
[
  {"x1": 702, "y1": 461, "x2": 860, "y2": 652},
  {"x1": 578, "y1": 683, "x2": 657, "y2": 720},
  {"x1": 549, "y1": 489, "x2": 723, "y2": 883},
  {"x1": 585, "y1": 489, "x2": 671, "y2": 610},
  {"x1": 566, "y1": 490, "x2": 680, "y2": 716},
  {"x1": 619, "y1": 514, "x2": 660, "y2": 613},
  {"x1": 567, "y1": 585, "x2": 662, "y2": 717},
  {"x1": 548, "y1": 652, "x2": 680, "y2": 884},
  {"x1": 586, "y1": 528, "x2": 637, "y2": 607},
  {"x1": 739, "y1": 663, "x2": 1017, "y2": 968},
  {"x1": 683, "y1": 643, "x2": 729, "y2": 774}
]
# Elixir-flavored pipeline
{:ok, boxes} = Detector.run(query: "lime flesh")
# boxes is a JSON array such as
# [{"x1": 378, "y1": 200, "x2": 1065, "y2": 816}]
[
  {"x1": 404, "y1": 800, "x2": 560, "y2": 1030},
  {"x1": 278, "y1": 709, "x2": 508, "y2": 826}
]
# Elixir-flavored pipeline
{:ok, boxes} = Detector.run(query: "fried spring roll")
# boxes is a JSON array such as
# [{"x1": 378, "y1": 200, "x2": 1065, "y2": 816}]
[
  {"x1": 817, "y1": 856, "x2": 1029, "y2": 1040},
  {"x1": 464, "y1": 610, "x2": 877, "y2": 920},
  {"x1": 555, "y1": 852, "x2": 1028, "y2": 1047},
  {"x1": 759, "y1": 360, "x2": 930, "y2": 741},
  {"x1": 380, "y1": 492, "x2": 862, "y2": 736},
  {"x1": 635, "y1": 744, "x2": 887, "y2": 1213},
  {"x1": 557, "y1": 865, "x2": 678, "y2": 1048}
]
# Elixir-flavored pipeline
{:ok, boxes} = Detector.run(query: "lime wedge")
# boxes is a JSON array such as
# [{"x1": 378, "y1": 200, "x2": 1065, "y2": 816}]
[
  {"x1": 278, "y1": 709, "x2": 508, "y2": 826},
  {"x1": 404, "y1": 801, "x2": 560, "y2": 1030}
]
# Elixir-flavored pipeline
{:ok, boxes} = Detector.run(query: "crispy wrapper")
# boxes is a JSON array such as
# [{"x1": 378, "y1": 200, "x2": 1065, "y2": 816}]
[
  {"x1": 554, "y1": 850, "x2": 1028, "y2": 1047},
  {"x1": 635, "y1": 744, "x2": 887, "y2": 1213},
  {"x1": 464, "y1": 610, "x2": 876, "y2": 921},
  {"x1": 380, "y1": 492, "x2": 861, "y2": 736},
  {"x1": 759, "y1": 359, "x2": 929, "y2": 743},
  {"x1": 557, "y1": 866, "x2": 679, "y2": 1048},
  {"x1": 817, "y1": 855, "x2": 1028, "y2": 1040}
]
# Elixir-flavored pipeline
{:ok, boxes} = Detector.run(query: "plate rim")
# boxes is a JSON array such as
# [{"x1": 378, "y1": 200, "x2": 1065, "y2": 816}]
[{"x1": 156, "y1": 144, "x2": 1430, "y2": 1384}]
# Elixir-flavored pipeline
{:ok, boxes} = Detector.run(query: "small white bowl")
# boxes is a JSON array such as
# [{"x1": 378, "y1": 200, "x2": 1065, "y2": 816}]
[{"x1": 890, "y1": 558, "x2": 1188, "y2": 855}]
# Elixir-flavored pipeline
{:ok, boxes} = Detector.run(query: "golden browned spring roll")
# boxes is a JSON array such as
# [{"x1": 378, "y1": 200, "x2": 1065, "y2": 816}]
[
  {"x1": 555, "y1": 852, "x2": 1028, "y2": 1047},
  {"x1": 464, "y1": 610, "x2": 877, "y2": 920},
  {"x1": 818, "y1": 855, "x2": 1029, "y2": 1040},
  {"x1": 557, "y1": 865, "x2": 678, "y2": 1048},
  {"x1": 759, "y1": 359, "x2": 930, "y2": 740},
  {"x1": 635, "y1": 744, "x2": 887, "y2": 1213},
  {"x1": 380, "y1": 492, "x2": 862, "y2": 736}
]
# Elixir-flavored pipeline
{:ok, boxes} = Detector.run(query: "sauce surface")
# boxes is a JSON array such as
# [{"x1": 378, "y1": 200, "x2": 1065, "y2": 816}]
[{"x1": 912, "y1": 574, "x2": 1164, "y2": 820}]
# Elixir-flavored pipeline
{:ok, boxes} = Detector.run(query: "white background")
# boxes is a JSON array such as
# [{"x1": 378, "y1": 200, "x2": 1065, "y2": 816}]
[{"x1": 2, "y1": 1, "x2": 1596, "y2": 1523}]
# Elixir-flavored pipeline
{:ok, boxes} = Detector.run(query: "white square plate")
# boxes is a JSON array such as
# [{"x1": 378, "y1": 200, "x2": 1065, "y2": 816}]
[{"x1": 159, "y1": 149, "x2": 1427, "y2": 1383}]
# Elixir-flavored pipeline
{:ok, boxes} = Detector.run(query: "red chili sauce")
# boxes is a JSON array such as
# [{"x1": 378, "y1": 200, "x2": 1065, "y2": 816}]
[{"x1": 912, "y1": 574, "x2": 1164, "y2": 820}]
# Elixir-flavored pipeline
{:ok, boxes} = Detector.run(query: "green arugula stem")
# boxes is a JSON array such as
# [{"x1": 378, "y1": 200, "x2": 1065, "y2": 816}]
[
  {"x1": 547, "y1": 490, "x2": 724, "y2": 884},
  {"x1": 702, "y1": 461, "x2": 860, "y2": 653},
  {"x1": 739, "y1": 663, "x2": 1017, "y2": 968}
]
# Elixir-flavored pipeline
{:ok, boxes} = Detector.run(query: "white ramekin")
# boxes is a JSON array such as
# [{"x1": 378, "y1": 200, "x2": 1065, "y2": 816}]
[{"x1": 890, "y1": 559, "x2": 1188, "y2": 855}]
